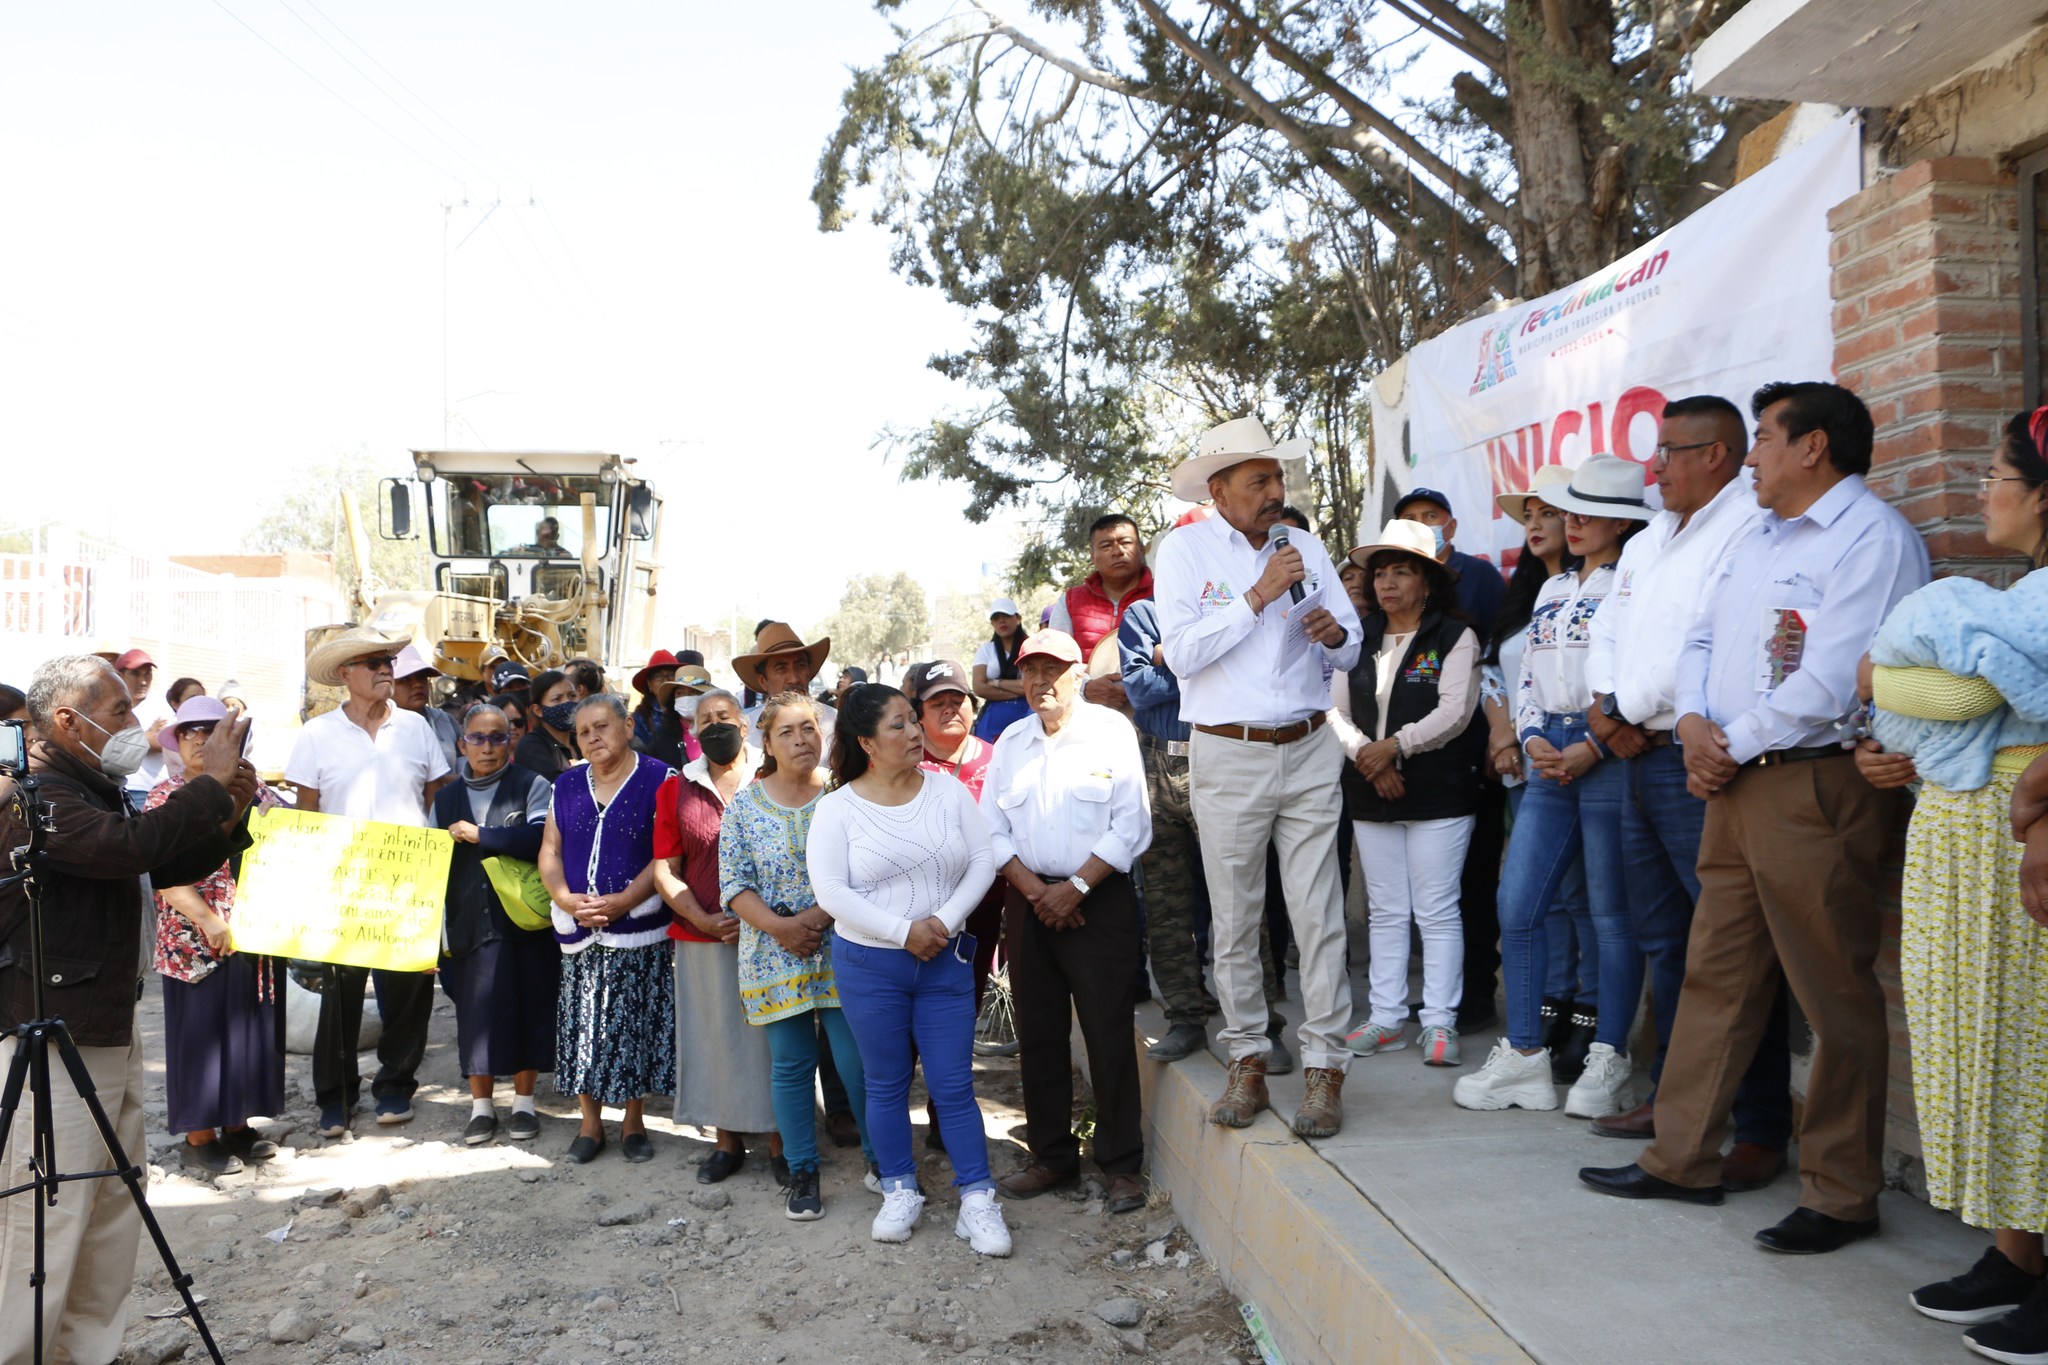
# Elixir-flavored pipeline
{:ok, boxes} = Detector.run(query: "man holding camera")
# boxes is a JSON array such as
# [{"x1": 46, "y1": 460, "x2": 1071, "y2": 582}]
[{"x1": 0, "y1": 654, "x2": 257, "y2": 1365}]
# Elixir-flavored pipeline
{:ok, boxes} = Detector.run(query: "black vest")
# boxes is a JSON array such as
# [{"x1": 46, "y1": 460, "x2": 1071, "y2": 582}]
[{"x1": 1341, "y1": 610, "x2": 1484, "y2": 823}]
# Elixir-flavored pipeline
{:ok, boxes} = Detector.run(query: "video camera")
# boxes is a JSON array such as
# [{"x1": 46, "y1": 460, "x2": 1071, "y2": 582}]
[{"x1": 0, "y1": 718, "x2": 25, "y2": 777}]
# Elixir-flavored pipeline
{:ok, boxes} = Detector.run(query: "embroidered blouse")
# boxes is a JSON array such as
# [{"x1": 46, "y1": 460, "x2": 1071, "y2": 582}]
[{"x1": 718, "y1": 782, "x2": 841, "y2": 1024}]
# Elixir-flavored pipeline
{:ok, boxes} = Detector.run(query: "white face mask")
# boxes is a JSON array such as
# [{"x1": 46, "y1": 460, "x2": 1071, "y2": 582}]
[
  {"x1": 72, "y1": 710, "x2": 151, "y2": 780},
  {"x1": 672, "y1": 694, "x2": 701, "y2": 721}
]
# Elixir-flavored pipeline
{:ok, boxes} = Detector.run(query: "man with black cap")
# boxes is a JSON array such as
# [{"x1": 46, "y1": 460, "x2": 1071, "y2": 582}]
[
  {"x1": 1397, "y1": 486, "x2": 1507, "y2": 1031},
  {"x1": 490, "y1": 660, "x2": 532, "y2": 697}
]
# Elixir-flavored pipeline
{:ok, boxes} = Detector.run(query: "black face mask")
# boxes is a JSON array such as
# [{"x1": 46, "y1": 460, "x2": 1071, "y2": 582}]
[
  {"x1": 539, "y1": 700, "x2": 580, "y2": 733},
  {"x1": 698, "y1": 722, "x2": 744, "y2": 765}
]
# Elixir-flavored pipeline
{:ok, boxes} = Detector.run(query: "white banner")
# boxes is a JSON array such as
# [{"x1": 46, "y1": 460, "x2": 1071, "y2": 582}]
[{"x1": 1368, "y1": 114, "x2": 1862, "y2": 561}]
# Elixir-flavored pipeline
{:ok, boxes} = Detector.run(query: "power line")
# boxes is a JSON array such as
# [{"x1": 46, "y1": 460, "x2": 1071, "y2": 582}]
[{"x1": 207, "y1": 0, "x2": 459, "y2": 182}]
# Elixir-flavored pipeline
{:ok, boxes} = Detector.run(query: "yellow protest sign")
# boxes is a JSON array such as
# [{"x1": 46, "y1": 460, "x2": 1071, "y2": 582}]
[{"x1": 231, "y1": 808, "x2": 454, "y2": 972}]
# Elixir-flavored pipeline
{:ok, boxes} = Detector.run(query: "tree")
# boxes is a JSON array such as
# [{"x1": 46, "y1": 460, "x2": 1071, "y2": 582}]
[
  {"x1": 244, "y1": 450, "x2": 427, "y2": 612},
  {"x1": 817, "y1": 1, "x2": 1770, "y2": 573},
  {"x1": 819, "y1": 572, "x2": 932, "y2": 666},
  {"x1": 929, "y1": 580, "x2": 1061, "y2": 665}
]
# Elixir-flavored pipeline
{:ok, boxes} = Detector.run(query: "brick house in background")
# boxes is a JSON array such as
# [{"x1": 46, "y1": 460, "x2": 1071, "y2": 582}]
[{"x1": 1698, "y1": 0, "x2": 2048, "y2": 1191}]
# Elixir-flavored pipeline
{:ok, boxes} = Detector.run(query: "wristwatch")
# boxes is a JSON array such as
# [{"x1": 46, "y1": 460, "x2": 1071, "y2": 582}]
[
  {"x1": 1597, "y1": 693, "x2": 1628, "y2": 724},
  {"x1": 1068, "y1": 873, "x2": 1093, "y2": 897}
]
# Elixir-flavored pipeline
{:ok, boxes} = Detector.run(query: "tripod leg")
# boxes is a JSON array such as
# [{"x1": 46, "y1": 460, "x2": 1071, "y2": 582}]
[{"x1": 46, "y1": 1026, "x2": 225, "y2": 1365}]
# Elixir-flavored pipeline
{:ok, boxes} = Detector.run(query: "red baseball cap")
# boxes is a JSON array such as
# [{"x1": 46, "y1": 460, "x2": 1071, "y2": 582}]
[
  {"x1": 113, "y1": 649, "x2": 156, "y2": 671},
  {"x1": 1015, "y1": 630, "x2": 1083, "y2": 668}
]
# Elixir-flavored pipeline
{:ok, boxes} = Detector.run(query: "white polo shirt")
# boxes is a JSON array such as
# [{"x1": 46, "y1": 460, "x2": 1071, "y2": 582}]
[
  {"x1": 980, "y1": 700, "x2": 1151, "y2": 879},
  {"x1": 285, "y1": 702, "x2": 451, "y2": 826}
]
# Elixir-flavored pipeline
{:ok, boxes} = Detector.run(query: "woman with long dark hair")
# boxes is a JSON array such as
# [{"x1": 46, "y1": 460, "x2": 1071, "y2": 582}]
[
  {"x1": 1481, "y1": 467, "x2": 1596, "y2": 1075},
  {"x1": 807, "y1": 683, "x2": 1006, "y2": 1255},
  {"x1": 971, "y1": 600, "x2": 1031, "y2": 742},
  {"x1": 1860, "y1": 411, "x2": 2048, "y2": 1351},
  {"x1": 515, "y1": 668, "x2": 580, "y2": 780}
]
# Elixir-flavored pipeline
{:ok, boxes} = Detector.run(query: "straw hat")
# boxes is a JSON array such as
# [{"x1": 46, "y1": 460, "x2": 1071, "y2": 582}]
[
  {"x1": 1346, "y1": 519, "x2": 1459, "y2": 582},
  {"x1": 1168, "y1": 417, "x2": 1312, "y2": 503},
  {"x1": 306, "y1": 626, "x2": 412, "y2": 688},
  {"x1": 1495, "y1": 465, "x2": 1577, "y2": 521},
  {"x1": 1536, "y1": 454, "x2": 1654, "y2": 521},
  {"x1": 731, "y1": 623, "x2": 831, "y2": 693}
]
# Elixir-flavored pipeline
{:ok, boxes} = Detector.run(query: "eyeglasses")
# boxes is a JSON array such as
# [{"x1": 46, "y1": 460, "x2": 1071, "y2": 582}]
[
  {"x1": 1653, "y1": 440, "x2": 1717, "y2": 460},
  {"x1": 1982, "y1": 476, "x2": 2033, "y2": 491},
  {"x1": 462, "y1": 732, "x2": 512, "y2": 746},
  {"x1": 347, "y1": 655, "x2": 400, "y2": 672}
]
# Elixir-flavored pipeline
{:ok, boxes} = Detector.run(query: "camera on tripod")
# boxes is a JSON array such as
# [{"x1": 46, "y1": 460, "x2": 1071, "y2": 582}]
[{"x1": 0, "y1": 718, "x2": 26, "y2": 779}]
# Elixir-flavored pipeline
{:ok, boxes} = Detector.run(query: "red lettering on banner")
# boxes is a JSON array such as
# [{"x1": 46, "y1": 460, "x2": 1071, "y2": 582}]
[{"x1": 1485, "y1": 383, "x2": 1670, "y2": 515}]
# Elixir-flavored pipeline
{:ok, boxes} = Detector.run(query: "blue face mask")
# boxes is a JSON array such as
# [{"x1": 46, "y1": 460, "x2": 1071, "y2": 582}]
[
  {"x1": 539, "y1": 700, "x2": 580, "y2": 733},
  {"x1": 1428, "y1": 524, "x2": 1446, "y2": 554}
]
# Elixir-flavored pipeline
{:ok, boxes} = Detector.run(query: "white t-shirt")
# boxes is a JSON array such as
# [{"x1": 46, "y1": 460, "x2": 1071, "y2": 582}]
[
  {"x1": 285, "y1": 702, "x2": 451, "y2": 826},
  {"x1": 807, "y1": 771, "x2": 995, "y2": 951}
]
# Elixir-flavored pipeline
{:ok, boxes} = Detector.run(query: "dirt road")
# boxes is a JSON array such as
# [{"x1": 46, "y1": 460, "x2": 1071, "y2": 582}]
[{"x1": 106, "y1": 986, "x2": 1255, "y2": 1364}]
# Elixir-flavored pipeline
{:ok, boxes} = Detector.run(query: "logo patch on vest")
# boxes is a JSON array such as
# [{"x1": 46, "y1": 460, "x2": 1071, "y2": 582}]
[{"x1": 1402, "y1": 650, "x2": 1443, "y2": 685}]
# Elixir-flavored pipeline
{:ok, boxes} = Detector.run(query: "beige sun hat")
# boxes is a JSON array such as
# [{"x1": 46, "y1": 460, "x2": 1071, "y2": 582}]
[
  {"x1": 1345, "y1": 518, "x2": 1459, "y2": 581},
  {"x1": 1495, "y1": 464, "x2": 1577, "y2": 521},
  {"x1": 1169, "y1": 417, "x2": 1312, "y2": 503},
  {"x1": 306, "y1": 625, "x2": 413, "y2": 688}
]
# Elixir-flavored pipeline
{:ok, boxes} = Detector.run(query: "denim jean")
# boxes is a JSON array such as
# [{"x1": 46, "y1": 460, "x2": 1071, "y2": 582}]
[
  {"x1": 763, "y1": 1007, "x2": 874, "y2": 1175},
  {"x1": 1498, "y1": 714, "x2": 1640, "y2": 1051},
  {"x1": 1508, "y1": 785, "x2": 1594, "y2": 1005},
  {"x1": 1620, "y1": 743, "x2": 1793, "y2": 1147},
  {"x1": 832, "y1": 935, "x2": 993, "y2": 1195}
]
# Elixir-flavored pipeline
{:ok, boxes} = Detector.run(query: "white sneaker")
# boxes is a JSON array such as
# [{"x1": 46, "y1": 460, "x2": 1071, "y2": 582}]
[
  {"x1": 1564, "y1": 1043, "x2": 1631, "y2": 1118},
  {"x1": 954, "y1": 1188, "x2": 1013, "y2": 1258},
  {"x1": 871, "y1": 1186, "x2": 925, "y2": 1243},
  {"x1": 1452, "y1": 1040, "x2": 1560, "y2": 1112}
]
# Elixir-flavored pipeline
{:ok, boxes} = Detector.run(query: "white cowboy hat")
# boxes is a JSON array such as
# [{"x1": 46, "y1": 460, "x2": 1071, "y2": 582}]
[
  {"x1": 1346, "y1": 518, "x2": 1459, "y2": 580},
  {"x1": 1169, "y1": 417, "x2": 1312, "y2": 503},
  {"x1": 1495, "y1": 464, "x2": 1577, "y2": 521},
  {"x1": 1536, "y1": 454, "x2": 1655, "y2": 521},
  {"x1": 306, "y1": 625, "x2": 413, "y2": 687}
]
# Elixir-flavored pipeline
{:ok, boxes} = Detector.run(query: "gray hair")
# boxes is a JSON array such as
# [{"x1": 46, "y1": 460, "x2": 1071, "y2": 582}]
[
  {"x1": 26, "y1": 655, "x2": 117, "y2": 732},
  {"x1": 574, "y1": 693, "x2": 629, "y2": 726},
  {"x1": 461, "y1": 702, "x2": 507, "y2": 729},
  {"x1": 694, "y1": 688, "x2": 742, "y2": 715}
]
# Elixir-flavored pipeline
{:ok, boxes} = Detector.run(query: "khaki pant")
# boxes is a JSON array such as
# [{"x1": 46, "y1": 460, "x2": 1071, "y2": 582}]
[
  {"x1": 1189, "y1": 723, "x2": 1353, "y2": 1072},
  {"x1": 0, "y1": 1030, "x2": 147, "y2": 1365},
  {"x1": 1637, "y1": 756, "x2": 1894, "y2": 1220}
]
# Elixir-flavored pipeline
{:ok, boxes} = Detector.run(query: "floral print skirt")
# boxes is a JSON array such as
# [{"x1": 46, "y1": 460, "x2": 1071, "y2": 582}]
[
  {"x1": 1901, "y1": 774, "x2": 2048, "y2": 1232},
  {"x1": 555, "y1": 941, "x2": 676, "y2": 1106}
]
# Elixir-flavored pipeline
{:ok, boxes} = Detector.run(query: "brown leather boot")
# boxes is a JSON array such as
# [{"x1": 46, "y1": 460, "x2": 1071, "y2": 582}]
[
  {"x1": 1206, "y1": 1053, "x2": 1270, "y2": 1128},
  {"x1": 1292, "y1": 1067, "x2": 1345, "y2": 1138}
]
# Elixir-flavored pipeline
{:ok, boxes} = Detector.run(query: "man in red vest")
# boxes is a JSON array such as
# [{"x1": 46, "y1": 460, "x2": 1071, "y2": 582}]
[{"x1": 1046, "y1": 513, "x2": 1153, "y2": 708}]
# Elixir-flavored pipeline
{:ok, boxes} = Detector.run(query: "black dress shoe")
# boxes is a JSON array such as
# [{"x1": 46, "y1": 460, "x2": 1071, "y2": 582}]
[
  {"x1": 1754, "y1": 1207, "x2": 1879, "y2": 1255},
  {"x1": 696, "y1": 1148, "x2": 744, "y2": 1184},
  {"x1": 566, "y1": 1131, "x2": 606, "y2": 1164},
  {"x1": 621, "y1": 1131, "x2": 654, "y2": 1164},
  {"x1": 1578, "y1": 1162, "x2": 1725, "y2": 1205},
  {"x1": 219, "y1": 1127, "x2": 279, "y2": 1162}
]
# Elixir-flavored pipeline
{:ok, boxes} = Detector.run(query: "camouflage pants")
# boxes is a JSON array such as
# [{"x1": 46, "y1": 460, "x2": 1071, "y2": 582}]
[{"x1": 1139, "y1": 739, "x2": 1282, "y2": 1029}]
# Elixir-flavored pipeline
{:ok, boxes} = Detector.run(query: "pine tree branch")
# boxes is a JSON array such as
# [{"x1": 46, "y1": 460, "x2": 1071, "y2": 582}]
[
  {"x1": 1380, "y1": 0, "x2": 1507, "y2": 73},
  {"x1": 964, "y1": 0, "x2": 1153, "y2": 98}
]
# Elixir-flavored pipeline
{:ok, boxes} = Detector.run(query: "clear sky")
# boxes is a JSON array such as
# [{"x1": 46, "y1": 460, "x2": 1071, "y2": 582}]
[{"x1": 3, "y1": 2, "x2": 1034, "y2": 637}]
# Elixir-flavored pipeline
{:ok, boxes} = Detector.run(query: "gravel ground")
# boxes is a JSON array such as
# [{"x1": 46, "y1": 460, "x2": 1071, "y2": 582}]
[{"x1": 107, "y1": 984, "x2": 1257, "y2": 1365}]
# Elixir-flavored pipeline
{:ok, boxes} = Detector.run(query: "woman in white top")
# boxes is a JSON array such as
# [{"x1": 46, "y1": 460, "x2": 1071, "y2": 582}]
[
  {"x1": 806, "y1": 684, "x2": 1009, "y2": 1256},
  {"x1": 1328, "y1": 521, "x2": 1482, "y2": 1069},
  {"x1": 1483, "y1": 468, "x2": 1600, "y2": 1078},
  {"x1": 1455, "y1": 454, "x2": 1651, "y2": 1121}
]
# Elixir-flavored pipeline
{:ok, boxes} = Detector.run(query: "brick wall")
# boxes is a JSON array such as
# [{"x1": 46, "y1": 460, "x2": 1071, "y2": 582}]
[{"x1": 1828, "y1": 155, "x2": 2025, "y2": 1189}]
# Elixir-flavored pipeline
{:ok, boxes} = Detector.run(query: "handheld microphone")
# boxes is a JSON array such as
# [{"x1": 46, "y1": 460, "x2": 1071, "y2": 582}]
[{"x1": 1272, "y1": 530, "x2": 1306, "y2": 603}]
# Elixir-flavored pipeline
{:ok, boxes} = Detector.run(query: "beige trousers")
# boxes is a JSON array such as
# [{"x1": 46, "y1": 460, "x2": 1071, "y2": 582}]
[
  {"x1": 0, "y1": 1030, "x2": 147, "y2": 1365},
  {"x1": 1189, "y1": 723, "x2": 1354, "y2": 1072}
]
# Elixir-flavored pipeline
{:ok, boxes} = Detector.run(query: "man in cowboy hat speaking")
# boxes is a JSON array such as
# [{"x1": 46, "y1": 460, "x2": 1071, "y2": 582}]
[
  {"x1": 734, "y1": 623, "x2": 836, "y2": 753},
  {"x1": 1153, "y1": 416, "x2": 1364, "y2": 1139}
]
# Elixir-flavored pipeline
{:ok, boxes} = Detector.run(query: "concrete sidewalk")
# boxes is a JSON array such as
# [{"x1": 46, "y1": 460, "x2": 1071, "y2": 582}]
[{"x1": 1138, "y1": 994, "x2": 1988, "y2": 1365}]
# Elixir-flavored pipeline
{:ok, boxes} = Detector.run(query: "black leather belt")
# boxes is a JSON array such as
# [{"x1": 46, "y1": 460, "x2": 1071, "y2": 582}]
[{"x1": 1743, "y1": 744, "x2": 1847, "y2": 769}]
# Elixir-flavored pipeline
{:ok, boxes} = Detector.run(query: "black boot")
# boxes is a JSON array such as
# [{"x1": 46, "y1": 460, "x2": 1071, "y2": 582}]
[
  {"x1": 1539, "y1": 997, "x2": 1571, "y2": 1050},
  {"x1": 1551, "y1": 1008, "x2": 1597, "y2": 1083}
]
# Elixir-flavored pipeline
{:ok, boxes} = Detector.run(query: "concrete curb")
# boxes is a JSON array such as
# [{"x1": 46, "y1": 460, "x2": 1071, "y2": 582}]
[{"x1": 1139, "y1": 1042, "x2": 1535, "y2": 1365}]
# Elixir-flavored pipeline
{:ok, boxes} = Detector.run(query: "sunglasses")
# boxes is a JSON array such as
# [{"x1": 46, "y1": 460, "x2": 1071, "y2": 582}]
[
  {"x1": 175, "y1": 723, "x2": 217, "y2": 740},
  {"x1": 346, "y1": 655, "x2": 400, "y2": 672},
  {"x1": 462, "y1": 732, "x2": 513, "y2": 747}
]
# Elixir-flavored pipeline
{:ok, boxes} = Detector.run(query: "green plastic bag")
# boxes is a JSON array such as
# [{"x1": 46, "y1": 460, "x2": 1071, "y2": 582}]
[{"x1": 480, "y1": 856, "x2": 555, "y2": 933}]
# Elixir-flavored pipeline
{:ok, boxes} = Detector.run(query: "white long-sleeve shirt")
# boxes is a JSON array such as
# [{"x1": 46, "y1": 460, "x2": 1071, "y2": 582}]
[
  {"x1": 1515, "y1": 565, "x2": 1616, "y2": 743},
  {"x1": 1585, "y1": 476, "x2": 1764, "y2": 732},
  {"x1": 806, "y1": 770, "x2": 996, "y2": 950},
  {"x1": 1152, "y1": 512, "x2": 1363, "y2": 727},
  {"x1": 980, "y1": 700, "x2": 1151, "y2": 879},
  {"x1": 1677, "y1": 475, "x2": 1930, "y2": 763},
  {"x1": 1329, "y1": 628, "x2": 1480, "y2": 758}
]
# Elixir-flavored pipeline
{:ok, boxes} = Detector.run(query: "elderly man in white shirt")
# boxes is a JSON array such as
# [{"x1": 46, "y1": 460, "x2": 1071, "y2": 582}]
[
  {"x1": 980, "y1": 630, "x2": 1153, "y2": 1214},
  {"x1": 1580, "y1": 395, "x2": 1794, "y2": 1185},
  {"x1": 1581, "y1": 381, "x2": 1930, "y2": 1258},
  {"x1": 1153, "y1": 417, "x2": 1363, "y2": 1139},
  {"x1": 285, "y1": 627, "x2": 454, "y2": 1138}
]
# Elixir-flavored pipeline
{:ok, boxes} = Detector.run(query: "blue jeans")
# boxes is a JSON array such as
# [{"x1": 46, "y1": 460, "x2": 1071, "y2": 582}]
[
  {"x1": 1498, "y1": 715, "x2": 1640, "y2": 1051},
  {"x1": 832, "y1": 935, "x2": 993, "y2": 1195},
  {"x1": 1621, "y1": 744, "x2": 1793, "y2": 1147},
  {"x1": 1509, "y1": 785, "x2": 1594, "y2": 1005},
  {"x1": 763, "y1": 1007, "x2": 874, "y2": 1175}
]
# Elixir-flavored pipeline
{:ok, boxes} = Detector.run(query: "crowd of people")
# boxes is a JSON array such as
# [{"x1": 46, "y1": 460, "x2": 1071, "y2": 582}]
[{"x1": 6, "y1": 385, "x2": 2048, "y2": 1363}]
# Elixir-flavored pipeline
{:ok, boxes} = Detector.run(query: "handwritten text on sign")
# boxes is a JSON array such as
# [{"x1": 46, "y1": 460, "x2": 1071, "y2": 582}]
[{"x1": 231, "y1": 808, "x2": 453, "y2": 972}]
